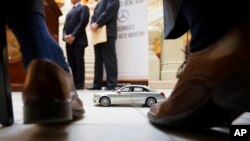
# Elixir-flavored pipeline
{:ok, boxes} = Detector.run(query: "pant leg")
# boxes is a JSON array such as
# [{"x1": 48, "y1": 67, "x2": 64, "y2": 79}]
[
  {"x1": 101, "y1": 38, "x2": 118, "y2": 88},
  {"x1": 66, "y1": 44, "x2": 77, "y2": 84},
  {"x1": 72, "y1": 45, "x2": 85, "y2": 88},
  {"x1": 93, "y1": 44, "x2": 104, "y2": 87},
  {"x1": 6, "y1": 12, "x2": 70, "y2": 72}
]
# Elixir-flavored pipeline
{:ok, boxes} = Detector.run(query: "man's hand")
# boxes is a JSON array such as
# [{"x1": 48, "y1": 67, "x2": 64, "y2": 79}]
[
  {"x1": 90, "y1": 23, "x2": 99, "y2": 31},
  {"x1": 64, "y1": 34, "x2": 75, "y2": 45},
  {"x1": 64, "y1": 35, "x2": 70, "y2": 42},
  {"x1": 67, "y1": 34, "x2": 75, "y2": 45}
]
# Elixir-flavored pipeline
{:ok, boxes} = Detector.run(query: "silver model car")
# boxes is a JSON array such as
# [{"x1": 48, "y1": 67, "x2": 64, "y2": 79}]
[{"x1": 93, "y1": 85, "x2": 166, "y2": 107}]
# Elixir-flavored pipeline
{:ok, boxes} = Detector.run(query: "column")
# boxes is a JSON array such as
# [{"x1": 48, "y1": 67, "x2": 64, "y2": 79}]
[{"x1": 160, "y1": 34, "x2": 187, "y2": 84}]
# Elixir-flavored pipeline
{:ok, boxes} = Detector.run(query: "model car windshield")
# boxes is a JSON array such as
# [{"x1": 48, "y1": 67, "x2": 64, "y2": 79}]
[{"x1": 117, "y1": 86, "x2": 150, "y2": 92}]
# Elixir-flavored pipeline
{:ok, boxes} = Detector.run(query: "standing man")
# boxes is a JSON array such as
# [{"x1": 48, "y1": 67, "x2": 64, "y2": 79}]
[
  {"x1": 63, "y1": 0, "x2": 90, "y2": 90},
  {"x1": 88, "y1": 0, "x2": 120, "y2": 90}
]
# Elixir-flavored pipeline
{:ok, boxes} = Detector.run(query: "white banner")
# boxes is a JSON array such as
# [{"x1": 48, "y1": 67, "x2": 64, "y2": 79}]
[{"x1": 116, "y1": 0, "x2": 148, "y2": 82}]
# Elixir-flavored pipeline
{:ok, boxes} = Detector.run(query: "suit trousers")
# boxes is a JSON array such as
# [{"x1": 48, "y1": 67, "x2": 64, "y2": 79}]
[
  {"x1": 6, "y1": 12, "x2": 69, "y2": 72},
  {"x1": 66, "y1": 44, "x2": 85, "y2": 88},
  {"x1": 93, "y1": 38, "x2": 118, "y2": 88}
]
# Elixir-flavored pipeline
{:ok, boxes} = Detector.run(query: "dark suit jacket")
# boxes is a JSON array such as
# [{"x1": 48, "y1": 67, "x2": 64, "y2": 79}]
[
  {"x1": 163, "y1": 0, "x2": 188, "y2": 39},
  {"x1": 63, "y1": 4, "x2": 90, "y2": 47},
  {"x1": 91, "y1": 0, "x2": 120, "y2": 38}
]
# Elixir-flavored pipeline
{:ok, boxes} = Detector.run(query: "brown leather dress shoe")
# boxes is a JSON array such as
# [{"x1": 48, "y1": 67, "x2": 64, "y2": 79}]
[
  {"x1": 22, "y1": 59, "x2": 84, "y2": 124},
  {"x1": 148, "y1": 22, "x2": 250, "y2": 128}
]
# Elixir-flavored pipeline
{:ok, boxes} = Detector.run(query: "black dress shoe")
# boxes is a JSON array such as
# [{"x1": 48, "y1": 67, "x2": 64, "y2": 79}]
[
  {"x1": 76, "y1": 85, "x2": 84, "y2": 90},
  {"x1": 87, "y1": 86, "x2": 101, "y2": 90}
]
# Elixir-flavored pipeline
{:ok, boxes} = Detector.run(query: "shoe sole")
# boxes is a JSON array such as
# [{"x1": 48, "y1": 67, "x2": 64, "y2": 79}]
[
  {"x1": 23, "y1": 100, "x2": 72, "y2": 124},
  {"x1": 72, "y1": 109, "x2": 85, "y2": 119},
  {"x1": 147, "y1": 99, "x2": 242, "y2": 128}
]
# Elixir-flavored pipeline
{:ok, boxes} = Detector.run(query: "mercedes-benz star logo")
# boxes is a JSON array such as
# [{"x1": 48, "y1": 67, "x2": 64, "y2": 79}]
[{"x1": 118, "y1": 10, "x2": 129, "y2": 22}]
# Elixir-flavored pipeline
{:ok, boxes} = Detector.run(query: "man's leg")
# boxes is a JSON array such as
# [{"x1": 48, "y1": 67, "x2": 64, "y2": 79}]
[
  {"x1": 148, "y1": 22, "x2": 250, "y2": 128},
  {"x1": 0, "y1": 18, "x2": 14, "y2": 126},
  {"x1": 102, "y1": 38, "x2": 118, "y2": 89},
  {"x1": 66, "y1": 45, "x2": 77, "y2": 85},
  {"x1": 91, "y1": 44, "x2": 104, "y2": 89},
  {"x1": 73, "y1": 46, "x2": 85, "y2": 89},
  {"x1": 6, "y1": 12, "x2": 70, "y2": 72},
  {"x1": 5, "y1": 5, "x2": 84, "y2": 124}
]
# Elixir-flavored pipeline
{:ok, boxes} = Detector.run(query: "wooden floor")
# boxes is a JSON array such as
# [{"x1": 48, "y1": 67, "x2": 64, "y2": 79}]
[{"x1": 1, "y1": 90, "x2": 249, "y2": 141}]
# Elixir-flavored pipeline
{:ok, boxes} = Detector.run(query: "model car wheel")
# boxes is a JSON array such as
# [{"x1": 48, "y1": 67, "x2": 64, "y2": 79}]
[
  {"x1": 100, "y1": 97, "x2": 110, "y2": 107},
  {"x1": 145, "y1": 97, "x2": 156, "y2": 107}
]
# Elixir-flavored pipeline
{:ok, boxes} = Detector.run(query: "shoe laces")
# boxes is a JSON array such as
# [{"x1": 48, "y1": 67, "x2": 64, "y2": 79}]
[{"x1": 176, "y1": 48, "x2": 189, "y2": 79}]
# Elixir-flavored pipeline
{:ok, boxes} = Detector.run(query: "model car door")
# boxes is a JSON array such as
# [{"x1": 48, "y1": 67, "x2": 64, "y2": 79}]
[
  {"x1": 114, "y1": 87, "x2": 132, "y2": 104},
  {"x1": 131, "y1": 86, "x2": 148, "y2": 104}
]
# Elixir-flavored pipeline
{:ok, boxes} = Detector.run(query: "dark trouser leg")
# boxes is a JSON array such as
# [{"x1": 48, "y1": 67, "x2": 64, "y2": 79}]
[
  {"x1": 0, "y1": 18, "x2": 14, "y2": 126},
  {"x1": 6, "y1": 12, "x2": 70, "y2": 72},
  {"x1": 75, "y1": 47, "x2": 85, "y2": 88},
  {"x1": 66, "y1": 45, "x2": 77, "y2": 85},
  {"x1": 93, "y1": 44, "x2": 104, "y2": 88},
  {"x1": 67, "y1": 45, "x2": 85, "y2": 88},
  {"x1": 101, "y1": 38, "x2": 118, "y2": 88}
]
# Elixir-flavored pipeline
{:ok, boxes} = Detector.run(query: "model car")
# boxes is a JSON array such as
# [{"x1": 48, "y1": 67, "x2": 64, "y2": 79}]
[{"x1": 93, "y1": 85, "x2": 166, "y2": 107}]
